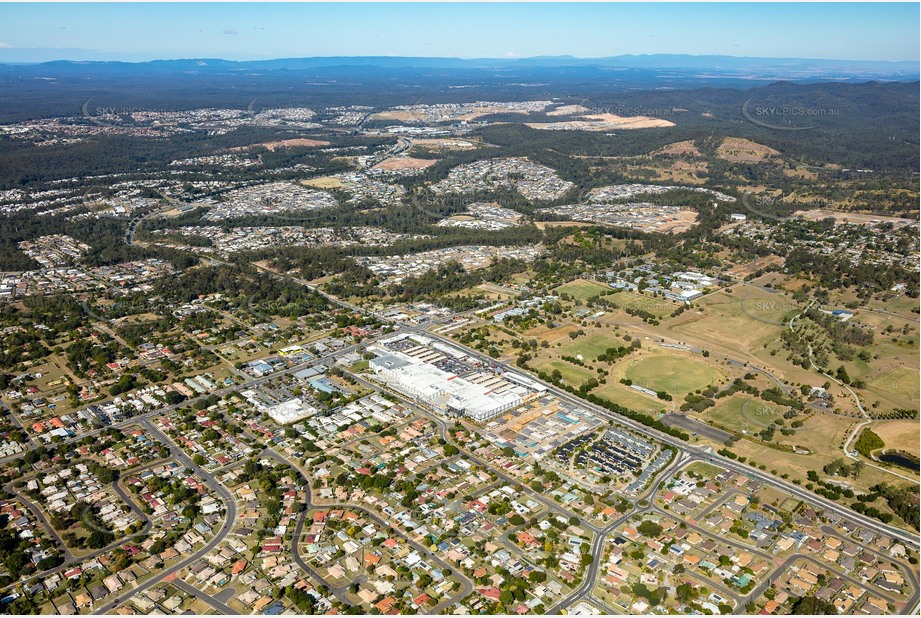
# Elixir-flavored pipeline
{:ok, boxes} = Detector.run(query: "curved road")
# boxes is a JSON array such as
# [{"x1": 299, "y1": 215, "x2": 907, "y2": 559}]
[
  {"x1": 261, "y1": 448, "x2": 473, "y2": 614},
  {"x1": 402, "y1": 323, "x2": 920, "y2": 550},
  {"x1": 92, "y1": 419, "x2": 238, "y2": 615}
]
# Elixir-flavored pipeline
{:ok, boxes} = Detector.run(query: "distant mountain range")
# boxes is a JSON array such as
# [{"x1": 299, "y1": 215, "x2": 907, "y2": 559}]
[
  {"x1": 2, "y1": 53, "x2": 918, "y2": 81},
  {"x1": 0, "y1": 53, "x2": 916, "y2": 125}
]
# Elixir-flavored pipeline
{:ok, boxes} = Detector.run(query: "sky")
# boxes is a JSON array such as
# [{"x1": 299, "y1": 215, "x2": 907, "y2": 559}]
[{"x1": 0, "y1": 2, "x2": 918, "y2": 63}]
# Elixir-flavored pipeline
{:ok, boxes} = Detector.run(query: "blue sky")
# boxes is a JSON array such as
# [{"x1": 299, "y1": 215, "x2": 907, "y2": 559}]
[{"x1": 0, "y1": 3, "x2": 917, "y2": 63}]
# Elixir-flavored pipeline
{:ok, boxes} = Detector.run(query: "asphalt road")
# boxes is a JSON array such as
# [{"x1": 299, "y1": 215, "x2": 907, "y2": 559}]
[
  {"x1": 91, "y1": 419, "x2": 238, "y2": 615},
  {"x1": 171, "y1": 578, "x2": 237, "y2": 614},
  {"x1": 546, "y1": 453, "x2": 690, "y2": 614},
  {"x1": 402, "y1": 323, "x2": 920, "y2": 551},
  {"x1": 259, "y1": 449, "x2": 353, "y2": 607},
  {"x1": 5, "y1": 486, "x2": 74, "y2": 561},
  {"x1": 262, "y1": 448, "x2": 474, "y2": 614},
  {"x1": 11, "y1": 237, "x2": 914, "y2": 612},
  {"x1": 662, "y1": 412, "x2": 732, "y2": 443}
]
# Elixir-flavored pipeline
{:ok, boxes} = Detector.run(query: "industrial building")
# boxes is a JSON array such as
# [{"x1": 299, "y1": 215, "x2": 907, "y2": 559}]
[
  {"x1": 264, "y1": 398, "x2": 318, "y2": 425},
  {"x1": 368, "y1": 335, "x2": 541, "y2": 422}
]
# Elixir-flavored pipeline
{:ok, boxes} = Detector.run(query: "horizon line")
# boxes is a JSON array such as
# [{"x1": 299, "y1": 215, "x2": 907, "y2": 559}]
[{"x1": 1, "y1": 52, "x2": 920, "y2": 66}]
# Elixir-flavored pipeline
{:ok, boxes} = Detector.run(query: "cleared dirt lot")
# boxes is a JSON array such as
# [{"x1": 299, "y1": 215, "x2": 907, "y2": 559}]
[
  {"x1": 301, "y1": 176, "x2": 344, "y2": 189},
  {"x1": 727, "y1": 255, "x2": 785, "y2": 278},
  {"x1": 527, "y1": 113, "x2": 675, "y2": 131},
  {"x1": 656, "y1": 209, "x2": 699, "y2": 233},
  {"x1": 653, "y1": 140, "x2": 701, "y2": 156},
  {"x1": 372, "y1": 156, "x2": 438, "y2": 171},
  {"x1": 234, "y1": 138, "x2": 330, "y2": 151},
  {"x1": 584, "y1": 112, "x2": 676, "y2": 128},
  {"x1": 794, "y1": 209, "x2": 917, "y2": 227},
  {"x1": 547, "y1": 104, "x2": 592, "y2": 116},
  {"x1": 716, "y1": 137, "x2": 779, "y2": 162}
]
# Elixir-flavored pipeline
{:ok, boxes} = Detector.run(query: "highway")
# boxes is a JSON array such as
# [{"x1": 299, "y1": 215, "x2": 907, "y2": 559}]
[
  {"x1": 285, "y1": 271, "x2": 920, "y2": 547},
  {"x1": 9, "y1": 233, "x2": 914, "y2": 613},
  {"x1": 399, "y1": 322, "x2": 920, "y2": 551},
  {"x1": 136, "y1": 272, "x2": 919, "y2": 612}
]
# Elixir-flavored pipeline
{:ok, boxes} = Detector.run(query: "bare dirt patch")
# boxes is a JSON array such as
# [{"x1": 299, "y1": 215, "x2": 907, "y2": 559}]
[
  {"x1": 373, "y1": 110, "x2": 421, "y2": 122},
  {"x1": 372, "y1": 156, "x2": 438, "y2": 172},
  {"x1": 583, "y1": 113, "x2": 675, "y2": 128},
  {"x1": 527, "y1": 113, "x2": 675, "y2": 131},
  {"x1": 301, "y1": 176, "x2": 344, "y2": 189},
  {"x1": 794, "y1": 209, "x2": 917, "y2": 228},
  {"x1": 547, "y1": 104, "x2": 592, "y2": 116},
  {"x1": 716, "y1": 137, "x2": 779, "y2": 163},
  {"x1": 728, "y1": 255, "x2": 785, "y2": 278},
  {"x1": 656, "y1": 210, "x2": 700, "y2": 233},
  {"x1": 652, "y1": 140, "x2": 701, "y2": 157},
  {"x1": 233, "y1": 138, "x2": 330, "y2": 151}
]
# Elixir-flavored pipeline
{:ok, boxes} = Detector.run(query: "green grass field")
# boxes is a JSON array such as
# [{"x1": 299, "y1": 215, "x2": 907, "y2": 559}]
[
  {"x1": 667, "y1": 289, "x2": 789, "y2": 354},
  {"x1": 535, "y1": 359, "x2": 597, "y2": 387},
  {"x1": 554, "y1": 279, "x2": 612, "y2": 301},
  {"x1": 559, "y1": 332, "x2": 628, "y2": 361},
  {"x1": 594, "y1": 382, "x2": 663, "y2": 414},
  {"x1": 609, "y1": 291, "x2": 679, "y2": 318},
  {"x1": 684, "y1": 461, "x2": 724, "y2": 478},
  {"x1": 867, "y1": 367, "x2": 920, "y2": 401},
  {"x1": 625, "y1": 354, "x2": 720, "y2": 396},
  {"x1": 707, "y1": 395, "x2": 772, "y2": 433}
]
